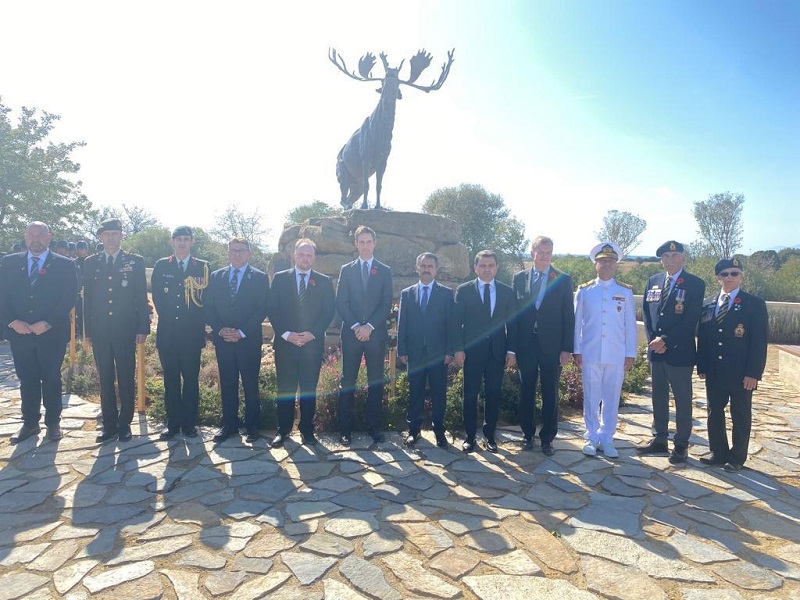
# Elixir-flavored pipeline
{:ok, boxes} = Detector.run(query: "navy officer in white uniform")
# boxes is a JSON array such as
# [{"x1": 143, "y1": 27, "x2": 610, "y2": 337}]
[{"x1": 573, "y1": 242, "x2": 638, "y2": 459}]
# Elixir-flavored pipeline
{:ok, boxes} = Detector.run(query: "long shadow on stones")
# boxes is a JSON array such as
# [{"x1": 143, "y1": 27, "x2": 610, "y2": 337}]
[{"x1": 0, "y1": 437, "x2": 66, "y2": 564}]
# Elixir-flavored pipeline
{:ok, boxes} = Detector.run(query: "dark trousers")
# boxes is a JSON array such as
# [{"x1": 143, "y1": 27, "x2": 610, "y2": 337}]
[
  {"x1": 406, "y1": 351, "x2": 448, "y2": 435},
  {"x1": 339, "y1": 332, "x2": 386, "y2": 434},
  {"x1": 463, "y1": 346, "x2": 504, "y2": 441},
  {"x1": 517, "y1": 341, "x2": 561, "y2": 443},
  {"x1": 650, "y1": 361, "x2": 694, "y2": 447},
  {"x1": 93, "y1": 336, "x2": 136, "y2": 433},
  {"x1": 275, "y1": 344, "x2": 323, "y2": 435},
  {"x1": 158, "y1": 343, "x2": 201, "y2": 431},
  {"x1": 706, "y1": 383, "x2": 753, "y2": 466},
  {"x1": 10, "y1": 336, "x2": 68, "y2": 426},
  {"x1": 215, "y1": 341, "x2": 262, "y2": 431}
]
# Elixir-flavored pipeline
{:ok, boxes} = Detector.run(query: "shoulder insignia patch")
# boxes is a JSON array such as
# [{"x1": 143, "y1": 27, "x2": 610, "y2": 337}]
[{"x1": 578, "y1": 280, "x2": 594, "y2": 289}]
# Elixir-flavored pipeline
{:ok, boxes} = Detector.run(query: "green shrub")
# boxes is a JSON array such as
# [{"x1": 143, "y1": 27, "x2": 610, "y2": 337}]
[{"x1": 64, "y1": 343, "x2": 100, "y2": 396}]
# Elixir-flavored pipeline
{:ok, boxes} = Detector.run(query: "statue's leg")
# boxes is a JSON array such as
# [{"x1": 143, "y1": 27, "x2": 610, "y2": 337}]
[
  {"x1": 360, "y1": 170, "x2": 370, "y2": 210},
  {"x1": 375, "y1": 160, "x2": 387, "y2": 210}
]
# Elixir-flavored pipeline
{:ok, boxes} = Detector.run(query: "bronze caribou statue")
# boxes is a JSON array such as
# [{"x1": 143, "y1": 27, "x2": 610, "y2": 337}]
[{"x1": 329, "y1": 48, "x2": 454, "y2": 210}]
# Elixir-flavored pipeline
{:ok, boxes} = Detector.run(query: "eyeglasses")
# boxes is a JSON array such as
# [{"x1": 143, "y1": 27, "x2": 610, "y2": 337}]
[
  {"x1": 718, "y1": 271, "x2": 742, "y2": 278},
  {"x1": 228, "y1": 248, "x2": 249, "y2": 254}
]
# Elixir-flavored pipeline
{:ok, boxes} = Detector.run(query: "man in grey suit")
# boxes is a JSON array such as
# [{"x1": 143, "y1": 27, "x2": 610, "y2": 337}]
[{"x1": 397, "y1": 252, "x2": 454, "y2": 448}]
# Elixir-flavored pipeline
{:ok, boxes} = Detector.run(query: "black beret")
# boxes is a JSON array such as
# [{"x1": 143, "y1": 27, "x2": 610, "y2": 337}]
[
  {"x1": 656, "y1": 240, "x2": 685, "y2": 257},
  {"x1": 714, "y1": 258, "x2": 744, "y2": 275},
  {"x1": 76, "y1": 241, "x2": 89, "y2": 249},
  {"x1": 171, "y1": 225, "x2": 193, "y2": 238},
  {"x1": 96, "y1": 218, "x2": 123, "y2": 237}
]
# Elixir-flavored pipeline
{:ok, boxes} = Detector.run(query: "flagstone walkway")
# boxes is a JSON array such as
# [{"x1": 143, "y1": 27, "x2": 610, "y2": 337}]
[{"x1": 1, "y1": 343, "x2": 799, "y2": 600}]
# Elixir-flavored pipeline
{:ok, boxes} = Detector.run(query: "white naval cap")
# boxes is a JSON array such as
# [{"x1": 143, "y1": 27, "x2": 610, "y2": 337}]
[{"x1": 589, "y1": 241, "x2": 623, "y2": 262}]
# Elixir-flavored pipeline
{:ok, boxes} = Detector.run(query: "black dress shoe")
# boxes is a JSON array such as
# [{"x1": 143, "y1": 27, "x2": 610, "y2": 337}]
[
  {"x1": 435, "y1": 432, "x2": 448, "y2": 448},
  {"x1": 95, "y1": 430, "x2": 118, "y2": 443},
  {"x1": 637, "y1": 439, "x2": 669, "y2": 454},
  {"x1": 10, "y1": 424, "x2": 41, "y2": 444},
  {"x1": 339, "y1": 433, "x2": 351, "y2": 446},
  {"x1": 723, "y1": 462, "x2": 743, "y2": 472},
  {"x1": 370, "y1": 430, "x2": 385, "y2": 443},
  {"x1": 301, "y1": 433, "x2": 318, "y2": 446},
  {"x1": 47, "y1": 425, "x2": 63, "y2": 441},
  {"x1": 118, "y1": 427, "x2": 132, "y2": 442},
  {"x1": 521, "y1": 437, "x2": 534, "y2": 451},
  {"x1": 542, "y1": 443, "x2": 554, "y2": 456},
  {"x1": 246, "y1": 429, "x2": 260, "y2": 443},
  {"x1": 404, "y1": 432, "x2": 419, "y2": 447},
  {"x1": 462, "y1": 439, "x2": 476, "y2": 453},
  {"x1": 668, "y1": 446, "x2": 688, "y2": 465},
  {"x1": 270, "y1": 432, "x2": 286, "y2": 448},
  {"x1": 699, "y1": 453, "x2": 728, "y2": 466},
  {"x1": 483, "y1": 438, "x2": 498, "y2": 453},
  {"x1": 159, "y1": 428, "x2": 178, "y2": 441},
  {"x1": 213, "y1": 428, "x2": 236, "y2": 444},
  {"x1": 182, "y1": 426, "x2": 198, "y2": 438}
]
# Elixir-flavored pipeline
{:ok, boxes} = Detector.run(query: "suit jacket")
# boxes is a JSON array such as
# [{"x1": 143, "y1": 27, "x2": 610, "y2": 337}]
[
  {"x1": 512, "y1": 266, "x2": 575, "y2": 356},
  {"x1": 642, "y1": 269, "x2": 705, "y2": 366},
  {"x1": 205, "y1": 264, "x2": 269, "y2": 346},
  {"x1": 397, "y1": 281, "x2": 454, "y2": 362},
  {"x1": 335, "y1": 258, "x2": 393, "y2": 338},
  {"x1": 82, "y1": 250, "x2": 150, "y2": 341},
  {"x1": 269, "y1": 268, "x2": 335, "y2": 354},
  {"x1": 151, "y1": 255, "x2": 209, "y2": 350},
  {"x1": 0, "y1": 251, "x2": 79, "y2": 343},
  {"x1": 453, "y1": 278, "x2": 516, "y2": 359},
  {"x1": 697, "y1": 290, "x2": 768, "y2": 389}
]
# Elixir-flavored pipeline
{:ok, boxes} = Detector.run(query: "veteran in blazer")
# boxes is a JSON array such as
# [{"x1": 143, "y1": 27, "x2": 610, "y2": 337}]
[
  {"x1": 697, "y1": 258, "x2": 768, "y2": 471},
  {"x1": 397, "y1": 252, "x2": 455, "y2": 448},
  {"x1": 0, "y1": 222, "x2": 79, "y2": 443},
  {"x1": 335, "y1": 226, "x2": 393, "y2": 445},
  {"x1": 205, "y1": 238, "x2": 269, "y2": 444},
  {"x1": 83, "y1": 219, "x2": 150, "y2": 443},
  {"x1": 639, "y1": 240, "x2": 706, "y2": 464},
  {"x1": 269, "y1": 239, "x2": 335, "y2": 447},
  {"x1": 151, "y1": 226, "x2": 209, "y2": 440},
  {"x1": 512, "y1": 236, "x2": 575, "y2": 456},
  {"x1": 453, "y1": 250, "x2": 517, "y2": 453}
]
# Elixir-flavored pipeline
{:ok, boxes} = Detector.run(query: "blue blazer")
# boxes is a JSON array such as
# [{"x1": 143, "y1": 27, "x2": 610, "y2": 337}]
[
  {"x1": 205, "y1": 265, "x2": 269, "y2": 346},
  {"x1": 397, "y1": 281, "x2": 454, "y2": 362}
]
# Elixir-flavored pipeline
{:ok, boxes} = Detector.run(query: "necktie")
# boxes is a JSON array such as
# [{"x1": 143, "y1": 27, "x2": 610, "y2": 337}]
[
  {"x1": 179, "y1": 260, "x2": 185, "y2": 275},
  {"x1": 659, "y1": 275, "x2": 673, "y2": 311},
  {"x1": 483, "y1": 283, "x2": 491, "y2": 317},
  {"x1": 716, "y1": 293, "x2": 730, "y2": 323},
  {"x1": 107, "y1": 254, "x2": 114, "y2": 275},
  {"x1": 420, "y1": 285, "x2": 429, "y2": 313},
  {"x1": 361, "y1": 261, "x2": 370, "y2": 292},
  {"x1": 29, "y1": 256, "x2": 39, "y2": 286},
  {"x1": 530, "y1": 271, "x2": 544, "y2": 309},
  {"x1": 230, "y1": 268, "x2": 240, "y2": 299},
  {"x1": 298, "y1": 272, "x2": 307, "y2": 306}
]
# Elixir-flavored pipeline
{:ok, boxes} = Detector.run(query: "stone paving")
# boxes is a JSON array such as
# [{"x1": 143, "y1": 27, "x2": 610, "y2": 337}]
[{"x1": 1, "y1": 343, "x2": 800, "y2": 599}]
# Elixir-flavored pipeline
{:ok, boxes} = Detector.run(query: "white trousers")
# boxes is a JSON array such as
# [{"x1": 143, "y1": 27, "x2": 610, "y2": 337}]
[{"x1": 582, "y1": 362, "x2": 624, "y2": 446}]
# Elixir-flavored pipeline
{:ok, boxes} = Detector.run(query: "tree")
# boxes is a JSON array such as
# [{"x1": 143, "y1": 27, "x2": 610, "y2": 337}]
[
  {"x1": 286, "y1": 201, "x2": 341, "y2": 224},
  {"x1": 0, "y1": 98, "x2": 94, "y2": 249},
  {"x1": 422, "y1": 183, "x2": 527, "y2": 282},
  {"x1": 692, "y1": 192, "x2": 744, "y2": 259},
  {"x1": 595, "y1": 210, "x2": 647, "y2": 257},
  {"x1": 122, "y1": 204, "x2": 160, "y2": 235},
  {"x1": 211, "y1": 205, "x2": 270, "y2": 250}
]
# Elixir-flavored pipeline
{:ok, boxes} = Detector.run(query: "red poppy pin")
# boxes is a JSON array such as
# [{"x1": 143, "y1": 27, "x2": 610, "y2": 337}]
[
  {"x1": 549, "y1": 272, "x2": 556, "y2": 279},
  {"x1": 39, "y1": 268, "x2": 47, "y2": 275},
  {"x1": 676, "y1": 277, "x2": 684, "y2": 285},
  {"x1": 371, "y1": 268, "x2": 377, "y2": 275},
  {"x1": 734, "y1": 297, "x2": 742, "y2": 305},
  {"x1": 309, "y1": 278, "x2": 316, "y2": 286}
]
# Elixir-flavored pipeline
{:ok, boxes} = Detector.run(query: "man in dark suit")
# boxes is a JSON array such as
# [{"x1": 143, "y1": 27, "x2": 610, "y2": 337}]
[
  {"x1": 151, "y1": 226, "x2": 209, "y2": 440},
  {"x1": 83, "y1": 219, "x2": 150, "y2": 443},
  {"x1": 697, "y1": 258, "x2": 768, "y2": 472},
  {"x1": 512, "y1": 236, "x2": 574, "y2": 456},
  {"x1": 205, "y1": 238, "x2": 269, "y2": 444},
  {"x1": 453, "y1": 250, "x2": 517, "y2": 453},
  {"x1": 397, "y1": 252, "x2": 454, "y2": 448},
  {"x1": 639, "y1": 240, "x2": 706, "y2": 464},
  {"x1": 335, "y1": 225, "x2": 393, "y2": 445},
  {"x1": 268, "y1": 238, "x2": 335, "y2": 447},
  {"x1": 0, "y1": 221, "x2": 79, "y2": 443}
]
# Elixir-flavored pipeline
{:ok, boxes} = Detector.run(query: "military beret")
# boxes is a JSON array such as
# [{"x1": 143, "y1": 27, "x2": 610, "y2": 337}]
[
  {"x1": 76, "y1": 241, "x2": 89, "y2": 249},
  {"x1": 656, "y1": 240, "x2": 684, "y2": 256},
  {"x1": 56, "y1": 240, "x2": 69, "y2": 249},
  {"x1": 96, "y1": 218, "x2": 123, "y2": 237},
  {"x1": 589, "y1": 241, "x2": 622, "y2": 262},
  {"x1": 68, "y1": 242, "x2": 77, "y2": 251},
  {"x1": 714, "y1": 258, "x2": 744, "y2": 275},
  {"x1": 171, "y1": 225, "x2": 193, "y2": 238}
]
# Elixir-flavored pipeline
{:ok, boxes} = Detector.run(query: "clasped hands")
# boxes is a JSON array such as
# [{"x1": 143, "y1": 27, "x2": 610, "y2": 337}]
[
  {"x1": 287, "y1": 331, "x2": 315, "y2": 347},
  {"x1": 9, "y1": 320, "x2": 51, "y2": 335},
  {"x1": 648, "y1": 337, "x2": 667, "y2": 354},
  {"x1": 219, "y1": 327, "x2": 244, "y2": 343}
]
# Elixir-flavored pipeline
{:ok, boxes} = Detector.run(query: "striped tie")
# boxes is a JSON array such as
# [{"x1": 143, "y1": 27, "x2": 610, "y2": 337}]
[
  {"x1": 230, "y1": 268, "x2": 240, "y2": 299},
  {"x1": 716, "y1": 293, "x2": 730, "y2": 323},
  {"x1": 420, "y1": 285, "x2": 429, "y2": 313},
  {"x1": 659, "y1": 275, "x2": 672, "y2": 311},
  {"x1": 29, "y1": 256, "x2": 39, "y2": 286},
  {"x1": 298, "y1": 272, "x2": 307, "y2": 306}
]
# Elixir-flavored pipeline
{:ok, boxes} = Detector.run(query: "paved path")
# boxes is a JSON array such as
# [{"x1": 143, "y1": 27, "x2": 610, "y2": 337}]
[{"x1": 1, "y1": 343, "x2": 799, "y2": 599}]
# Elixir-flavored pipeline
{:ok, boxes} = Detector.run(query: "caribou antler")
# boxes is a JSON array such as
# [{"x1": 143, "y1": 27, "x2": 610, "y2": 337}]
[
  {"x1": 328, "y1": 48, "x2": 382, "y2": 82},
  {"x1": 400, "y1": 48, "x2": 455, "y2": 92}
]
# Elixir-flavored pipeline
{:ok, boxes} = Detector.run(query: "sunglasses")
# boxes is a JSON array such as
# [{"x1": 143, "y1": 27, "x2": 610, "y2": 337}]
[{"x1": 718, "y1": 271, "x2": 742, "y2": 278}]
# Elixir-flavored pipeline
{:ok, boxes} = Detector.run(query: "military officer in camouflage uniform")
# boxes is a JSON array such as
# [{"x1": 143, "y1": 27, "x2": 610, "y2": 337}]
[
  {"x1": 151, "y1": 226, "x2": 209, "y2": 440},
  {"x1": 83, "y1": 219, "x2": 150, "y2": 443}
]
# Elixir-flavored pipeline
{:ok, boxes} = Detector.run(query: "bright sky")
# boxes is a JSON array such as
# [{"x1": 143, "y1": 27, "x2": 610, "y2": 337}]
[{"x1": 3, "y1": 1, "x2": 798, "y2": 255}]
